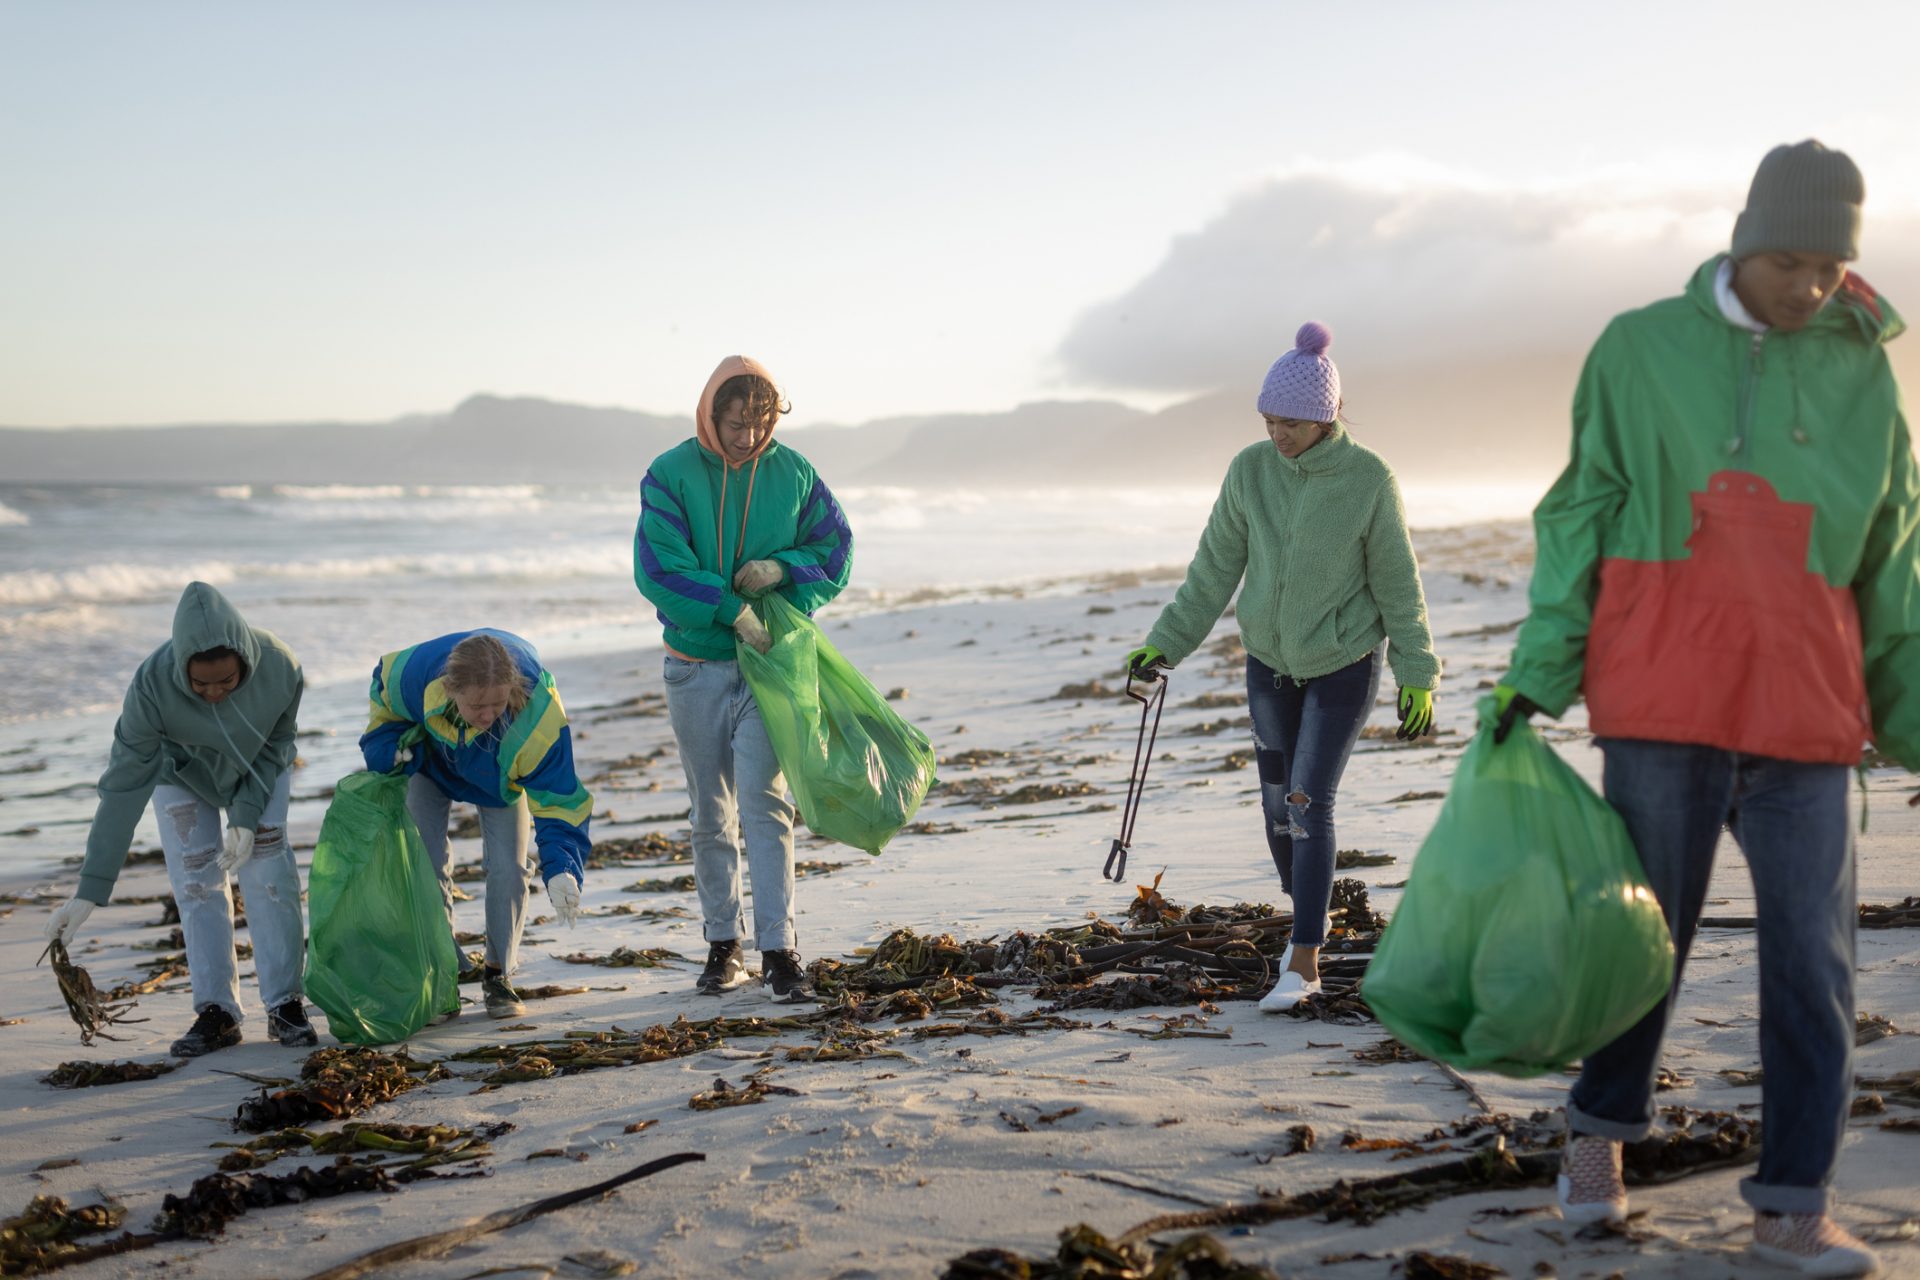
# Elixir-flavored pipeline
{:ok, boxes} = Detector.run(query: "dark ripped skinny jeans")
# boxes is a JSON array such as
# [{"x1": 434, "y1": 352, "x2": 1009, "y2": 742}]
[{"x1": 1246, "y1": 648, "x2": 1381, "y2": 947}]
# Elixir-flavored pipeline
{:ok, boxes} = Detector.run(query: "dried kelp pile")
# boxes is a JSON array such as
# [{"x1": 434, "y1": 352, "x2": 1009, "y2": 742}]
[
  {"x1": 235, "y1": 1047, "x2": 449, "y2": 1132},
  {"x1": 553, "y1": 947, "x2": 688, "y2": 968},
  {"x1": 945, "y1": 1224, "x2": 1282, "y2": 1279},
  {"x1": 1861, "y1": 897, "x2": 1920, "y2": 928},
  {"x1": 39, "y1": 940, "x2": 145, "y2": 1046},
  {"x1": 0, "y1": 1194, "x2": 148, "y2": 1277},
  {"x1": 41, "y1": 1059, "x2": 178, "y2": 1090},
  {"x1": 212, "y1": 1121, "x2": 511, "y2": 1178},
  {"x1": 688, "y1": 1072, "x2": 802, "y2": 1111},
  {"x1": 155, "y1": 1165, "x2": 398, "y2": 1239},
  {"x1": 585, "y1": 833, "x2": 691, "y2": 868},
  {"x1": 451, "y1": 1014, "x2": 818, "y2": 1082}
]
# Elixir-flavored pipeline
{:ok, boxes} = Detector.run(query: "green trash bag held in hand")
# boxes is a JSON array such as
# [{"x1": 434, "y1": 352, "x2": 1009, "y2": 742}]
[
  {"x1": 736, "y1": 592, "x2": 936, "y2": 854},
  {"x1": 1361, "y1": 698, "x2": 1675, "y2": 1077},
  {"x1": 303, "y1": 769, "x2": 459, "y2": 1044}
]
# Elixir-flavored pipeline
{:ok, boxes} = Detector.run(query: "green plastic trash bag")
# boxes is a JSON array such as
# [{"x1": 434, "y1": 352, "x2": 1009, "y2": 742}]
[
  {"x1": 1361, "y1": 699, "x2": 1674, "y2": 1077},
  {"x1": 736, "y1": 592, "x2": 936, "y2": 854},
  {"x1": 304, "y1": 769, "x2": 459, "y2": 1044}
]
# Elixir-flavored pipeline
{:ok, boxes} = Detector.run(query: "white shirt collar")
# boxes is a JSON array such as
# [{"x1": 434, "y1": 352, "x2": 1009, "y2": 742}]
[{"x1": 1714, "y1": 258, "x2": 1769, "y2": 334}]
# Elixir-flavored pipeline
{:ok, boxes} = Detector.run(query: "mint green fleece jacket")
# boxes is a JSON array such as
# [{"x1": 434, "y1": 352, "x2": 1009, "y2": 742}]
[{"x1": 1145, "y1": 427, "x2": 1440, "y2": 689}]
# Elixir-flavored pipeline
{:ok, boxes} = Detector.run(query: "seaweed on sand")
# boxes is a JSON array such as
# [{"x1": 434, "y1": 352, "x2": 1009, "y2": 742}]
[
  {"x1": 38, "y1": 940, "x2": 145, "y2": 1046},
  {"x1": 40, "y1": 1059, "x2": 178, "y2": 1089},
  {"x1": 234, "y1": 1047, "x2": 448, "y2": 1133}
]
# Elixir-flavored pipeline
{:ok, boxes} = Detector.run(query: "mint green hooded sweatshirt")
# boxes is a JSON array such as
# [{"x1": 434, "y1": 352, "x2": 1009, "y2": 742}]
[
  {"x1": 77, "y1": 583, "x2": 304, "y2": 904},
  {"x1": 1146, "y1": 427, "x2": 1440, "y2": 690}
]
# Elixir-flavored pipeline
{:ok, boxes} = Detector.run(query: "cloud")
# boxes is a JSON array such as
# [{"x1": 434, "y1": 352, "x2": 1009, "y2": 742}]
[{"x1": 1056, "y1": 166, "x2": 1920, "y2": 396}]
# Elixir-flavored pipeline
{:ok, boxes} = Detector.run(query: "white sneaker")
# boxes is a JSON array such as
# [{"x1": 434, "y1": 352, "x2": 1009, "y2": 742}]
[
  {"x1": 1752, "y1": 1212, "x2": 1879, "y2": 1277},
  {"x1": 1556, "y1": 1134, "x2": 1628, "y2": 1225},
  {"x1": 1259, "y1": 948, "x2": 1320, "y2": 1013}
]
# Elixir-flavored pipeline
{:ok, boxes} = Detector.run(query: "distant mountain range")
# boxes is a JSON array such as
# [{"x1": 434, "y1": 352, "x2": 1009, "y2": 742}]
[{"x1": 0, "y1": 351, "x2": 1615, "y2": 487}]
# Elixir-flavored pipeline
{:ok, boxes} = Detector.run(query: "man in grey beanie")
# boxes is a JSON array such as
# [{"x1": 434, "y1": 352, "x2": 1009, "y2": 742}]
[{"x1": 1494, "y1": 139, "x2": 1918, "y2": 1276}]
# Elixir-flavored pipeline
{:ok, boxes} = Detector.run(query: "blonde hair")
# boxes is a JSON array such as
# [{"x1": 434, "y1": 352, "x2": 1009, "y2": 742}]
[{"x1": 443, "y1": 634, "x2": 532, "y2": 714}]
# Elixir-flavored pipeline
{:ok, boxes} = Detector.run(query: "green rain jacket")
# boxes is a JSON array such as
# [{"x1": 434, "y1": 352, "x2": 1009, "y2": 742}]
[
  {"x1": 1146, "y1": 426, "x2": 1440, "y2": 690},
  {"x1": 1506, "y1": 258, "x2": 1920, "y2": 768},
  {"x1": 78, "y1": 582, "x2": 304, "y2": 903}
]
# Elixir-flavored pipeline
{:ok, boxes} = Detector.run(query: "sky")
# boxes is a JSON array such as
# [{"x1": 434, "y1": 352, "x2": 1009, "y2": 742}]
[{"x1": 4, "y1": 0, "x2": 1919, "y2": 430}]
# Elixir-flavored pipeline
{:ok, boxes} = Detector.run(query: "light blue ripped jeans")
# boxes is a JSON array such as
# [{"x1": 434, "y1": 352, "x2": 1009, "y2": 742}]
[
  {"x1": 153, "y1": 771, "x2": 304, "y2": 1022},
  {"x1": 663, "y1": 655, "x2": 797, "y2": 952}
]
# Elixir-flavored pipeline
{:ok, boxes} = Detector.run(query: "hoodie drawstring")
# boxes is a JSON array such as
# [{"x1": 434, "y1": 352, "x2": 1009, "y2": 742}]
[
  {"x1": 713, "y1": 454, "x2": 764, "y2": 584},
  {"x1": 212, "y1": 699, "x2": 276, "y2": 805}
]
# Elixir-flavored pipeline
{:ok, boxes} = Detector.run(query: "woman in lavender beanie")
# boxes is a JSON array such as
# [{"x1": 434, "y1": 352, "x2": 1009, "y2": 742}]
[{"x1": 1127, "y1": 322, "x2": 1439, "y2": 1010}]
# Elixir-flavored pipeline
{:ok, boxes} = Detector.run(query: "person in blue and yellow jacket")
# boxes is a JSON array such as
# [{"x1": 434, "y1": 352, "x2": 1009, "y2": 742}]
[
  {"x1": 634, "y1": 355, "x2": 852, "y2": 1003},
  {"x1": 360, "y1": 629, "x2": 591, "y2": 1019}
]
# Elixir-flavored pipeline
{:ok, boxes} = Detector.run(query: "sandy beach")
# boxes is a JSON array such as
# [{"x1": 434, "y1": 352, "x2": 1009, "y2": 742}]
[{"x1": 4, "y1": 524, "x2": 1918, "y2": 1280}]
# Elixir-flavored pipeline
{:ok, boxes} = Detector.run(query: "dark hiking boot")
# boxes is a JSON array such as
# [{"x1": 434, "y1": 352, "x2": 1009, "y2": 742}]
[
  {"x1": 482, "y1": 969, "x2": 526, "y2": 1019},
  {"x1": 760, "y1": 949, "x2": 816, "y2": 1003},
  {"x1": 267, "y1": 999, "x2": 318, "y2": 1047},
  {"x1": 696, "y1": 940, "x2": 749, "y2": 995},
  {"x1": 171, "y1": 1006, "x2": 241, "y2": 1057}
]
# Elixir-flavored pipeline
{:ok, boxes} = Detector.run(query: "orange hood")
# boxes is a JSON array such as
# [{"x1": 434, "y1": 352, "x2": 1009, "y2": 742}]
[{"x1": 696, "y1": 354, "x2": 781, "y2": 469}]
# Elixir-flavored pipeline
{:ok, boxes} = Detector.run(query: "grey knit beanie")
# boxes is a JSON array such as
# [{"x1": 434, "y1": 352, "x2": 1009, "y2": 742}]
[{"x1": 1731, "y1": 140, "x2": 1864, "y2": 260}]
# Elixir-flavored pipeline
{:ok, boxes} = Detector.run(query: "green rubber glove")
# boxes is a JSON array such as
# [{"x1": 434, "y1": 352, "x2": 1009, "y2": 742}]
[
  {"x1": 1125, "y1": 644, "x2": 1168, "y2": 679},
  {"x1": 1396, "y1": 687, "x2": 1434, "y2": 741},
  {"x1": 1491, "y1": 682, "x2": 1541, "y2": 745}
]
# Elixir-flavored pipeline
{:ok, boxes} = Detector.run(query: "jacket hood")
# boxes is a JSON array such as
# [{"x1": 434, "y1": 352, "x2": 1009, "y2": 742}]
[
  {"x1": 170, "y1": 581, "x2": 262, "y2": 696},
  {"x1": 1688, "y1": 255, "x2": 1905, "y2": 346},
  {"x1": 696, "y1": 355, "x2": 782, "y2": 469}
]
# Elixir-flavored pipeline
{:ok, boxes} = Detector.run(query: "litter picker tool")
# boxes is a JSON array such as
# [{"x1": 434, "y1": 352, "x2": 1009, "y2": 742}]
[{"x1": 1103, "y1": 660, "x2": 1167, "y2": 882}]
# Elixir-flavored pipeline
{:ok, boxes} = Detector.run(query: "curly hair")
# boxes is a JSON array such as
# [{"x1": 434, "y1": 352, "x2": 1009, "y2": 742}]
[{"x1": 712, "y1": 373, "x2": 791, "y2": 431}]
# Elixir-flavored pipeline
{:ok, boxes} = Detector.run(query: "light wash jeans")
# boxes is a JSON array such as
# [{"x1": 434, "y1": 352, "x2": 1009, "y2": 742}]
[
  {"x1": 1568, "y1": 739, "x2": 1855, "y2": 1215},
  {"x1": 153, "y1": 771, "x2": 303, "y2": 1022},
  {"x1": 407, "y1": 774, "x2": 531, "y2": 974},
  {"x1": 663, "y1": 655, "x2": 796, "y2": 952}
]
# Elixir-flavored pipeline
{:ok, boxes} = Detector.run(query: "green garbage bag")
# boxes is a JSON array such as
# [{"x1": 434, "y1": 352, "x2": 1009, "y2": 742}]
[
  {"x1": 303, "y1": 769, "x2": 459, "y2": 1044},
  {"x1": 736, "y1": 592, "x2": 936, "y2": 854},
  {"x1": 1361, "y1": 699, "x2": 1674, "y2": 1077}
]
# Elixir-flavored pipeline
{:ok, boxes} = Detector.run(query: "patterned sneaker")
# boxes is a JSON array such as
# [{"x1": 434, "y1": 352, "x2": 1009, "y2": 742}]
[
  {"x1": 481, "y1": 970, "x2": 526, "y2": 1019},
  {"x1": 170, "y1": 1006, "x2": 242, "y2": 1058},
  {"x1": 696, "y1": 940, "x2": 750, "y2": 995},
  {"x1": 266, "y1": 999, "x2": 318, "y2": 1047},
  {"x1": 760, "y1": 949, "x2": 817, "y2": 1003},
  {"x1": 1556, "y1": 1134, "x2": 1628, "y2": 1225},
  {"x1": 1752, "y1": 1212, "x2": 1879, "y2": 1277}
]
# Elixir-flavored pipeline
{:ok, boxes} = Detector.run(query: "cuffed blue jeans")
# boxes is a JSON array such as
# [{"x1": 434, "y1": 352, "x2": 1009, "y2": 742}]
[
  {"x1": 1568, "y1": 738, "x2": 1855, "y2": 1215},
  {"x1": 663, "y1": 655, "x2": 797, "y2": 953},
  {"x1": 407, "y1": 774, "x2": 530, "y2": 975},
  {"x1": 1246, "y1": 648, "x2": 1381, "y2": 947}
]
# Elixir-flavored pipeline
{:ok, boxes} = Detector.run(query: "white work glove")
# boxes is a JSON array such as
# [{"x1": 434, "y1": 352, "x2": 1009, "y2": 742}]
[
  {"x1": 733, "y1": 559, "x2": 785, "y2": 596},
  {"x1": 733, "y1": 604, "x2": 773, "y2": 655},
  {"x1": 394, "y1": 746, "x2": 413, "y2": 767},
  {"x1": 546, "y1": 873, "x2": 581, "y2": 928},
  {"x1": 218, "y1": 827, "x2": 255, "y2": 874},
  {"x1": 45, "y1": 896, "x2": 95, "y2": 945}
]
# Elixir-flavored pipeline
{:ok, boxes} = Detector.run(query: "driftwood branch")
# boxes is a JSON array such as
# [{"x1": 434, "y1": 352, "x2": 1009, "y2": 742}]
[{"x1": 299, "y1": 1152, "x2": 705, "y2": 1280}]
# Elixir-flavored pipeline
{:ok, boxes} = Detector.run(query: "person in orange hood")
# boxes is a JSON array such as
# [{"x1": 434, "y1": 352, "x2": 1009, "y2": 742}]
[{"x1": 633, "y1": 357, "x2": 853, "y2": 1002}]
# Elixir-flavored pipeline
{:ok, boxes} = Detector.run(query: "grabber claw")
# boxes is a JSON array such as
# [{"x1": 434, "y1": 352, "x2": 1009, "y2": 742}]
[{"x1": 1103, "y1": 661, "x2": 1167, "y2": 882}]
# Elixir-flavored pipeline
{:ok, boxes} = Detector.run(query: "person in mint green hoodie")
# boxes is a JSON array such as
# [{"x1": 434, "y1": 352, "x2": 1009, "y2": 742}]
[
  {"x1": 44, "y1": 581, "x2": 315, "y2": 1056},
  {"x1": 1127, "y1": 322, "x2": 1438, "y2": 1014},
  {"x1": 634, "y1": 355, "x2": 853, "y2": 1003}
]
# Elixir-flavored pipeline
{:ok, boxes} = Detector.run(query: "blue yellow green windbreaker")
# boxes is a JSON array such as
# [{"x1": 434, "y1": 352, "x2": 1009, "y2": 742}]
[{"x1": 358, "y1": 629, "x2": 592, "y2": 886}]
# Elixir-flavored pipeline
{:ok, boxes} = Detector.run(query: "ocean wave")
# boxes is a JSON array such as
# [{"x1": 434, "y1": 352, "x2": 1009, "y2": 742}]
[
  {"x1": 0, "y1": 502, "x2": 29, "y2": 527},
  {"x1": 272, "y1": 484, "x2": 410, "y2": 501},
  {"x1": 0, "y1": 544, "x2": 631, "y2": 607},
  {"x1": 211, "y1": 485, "x2": 254, "y2": 501}
]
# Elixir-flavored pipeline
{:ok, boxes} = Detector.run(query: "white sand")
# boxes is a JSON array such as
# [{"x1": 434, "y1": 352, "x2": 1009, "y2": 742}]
[{"x1": 3, "y1": 527, "x2": 1917, "y2": 1279}]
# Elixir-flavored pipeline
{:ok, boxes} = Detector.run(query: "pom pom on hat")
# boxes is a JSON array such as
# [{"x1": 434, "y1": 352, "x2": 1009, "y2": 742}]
[
  {"x1": 1258, "y1": 320, "x2": 1342, "y2": 423},
  {"x1": 1294, "y1": 321, "x2": 1333, "y2": 356}
]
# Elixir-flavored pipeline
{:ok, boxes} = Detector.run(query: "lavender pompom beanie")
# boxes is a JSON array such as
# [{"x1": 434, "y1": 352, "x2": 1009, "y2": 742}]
[{"x1": 1257, "y1": 322, "x2": 1341, "y2": 423}]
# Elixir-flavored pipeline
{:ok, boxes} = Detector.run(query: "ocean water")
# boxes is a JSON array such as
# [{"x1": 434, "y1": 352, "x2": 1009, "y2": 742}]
[{"x1": 0, "y1": 478, "x2": 1543, "y2": 877}]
